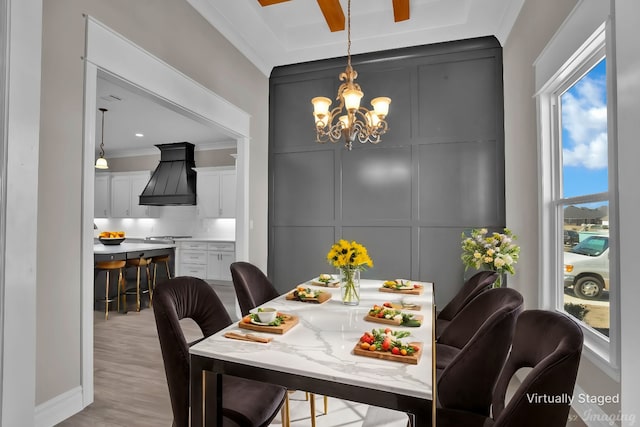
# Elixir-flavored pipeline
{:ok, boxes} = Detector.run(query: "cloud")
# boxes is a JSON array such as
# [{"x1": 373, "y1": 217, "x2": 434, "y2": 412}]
[{"x1": 561, "y1": 71, "x2": 608, "y2": 170}]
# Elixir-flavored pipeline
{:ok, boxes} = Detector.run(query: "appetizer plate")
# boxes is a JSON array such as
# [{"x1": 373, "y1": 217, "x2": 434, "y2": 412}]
[
  {"x1": 239, "y1": 313, "x2": 298, "y2": 335},
  {"x1": 286, "y1": 286, "x2": 332, "y2": 303},
  {"x1": 311, "y1": 275, "x2": 340, "y2": 287}
]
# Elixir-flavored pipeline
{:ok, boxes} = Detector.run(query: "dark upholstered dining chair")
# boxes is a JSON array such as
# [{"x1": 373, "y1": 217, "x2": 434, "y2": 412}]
[
  {"x1": 436, "y1": 270, "x2": 499, "y2": 338},
  {"x1": 152, "y1": 276, "x2": 287, "y2": 427},
  {"x1": 229, "y1": 261, "x2": 328, "y2": 425},
  {"x1": 230, "y1": 261, "x2": 280, "y2": 317},
  {"x1": 437, "y1": 309, "x2": 584, "y2": 427},
  {"x1": 436, "y1": 288, "x2": 524, "y2": 416}
]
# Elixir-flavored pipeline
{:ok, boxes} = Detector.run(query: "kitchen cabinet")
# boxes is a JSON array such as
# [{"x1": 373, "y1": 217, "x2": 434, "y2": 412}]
[
  {"x1": 195, "y1": 167, "x2": 236, "y2": 218},
  {"x1": 110, "y1": 171, "x2": 159, "y2": 218},
  {"x1": 206, "y1": 242, "x2": 235, "y2": 281},
  {"x1": 94, "y1": 173, "x2": 110, "y2": 218},
  {"x1": 176, "y1": 240, "x2": 235, "y2": 281},
  {"x1": 178, "y1": 241, "x2": 208, "y2": 278}
]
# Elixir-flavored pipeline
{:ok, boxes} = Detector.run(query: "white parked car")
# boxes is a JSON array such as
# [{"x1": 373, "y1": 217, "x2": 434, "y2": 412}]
[{"x1": 564, "y1": 235, "x2": 609, "y2": 299}]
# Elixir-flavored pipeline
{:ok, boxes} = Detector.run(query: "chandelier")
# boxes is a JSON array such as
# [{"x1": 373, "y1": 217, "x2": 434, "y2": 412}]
[{"x1": 311, "y1": 0, "x2": 391, "y2": 151}]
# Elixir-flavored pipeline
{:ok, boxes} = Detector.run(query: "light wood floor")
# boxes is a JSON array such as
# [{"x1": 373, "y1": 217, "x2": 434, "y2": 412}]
[
  {"x1": 56, "y1": 283, "x2": 370, "y2": 427},
  {"x1": 56, "y1": 283, "x2": 235, "y2": 427}
]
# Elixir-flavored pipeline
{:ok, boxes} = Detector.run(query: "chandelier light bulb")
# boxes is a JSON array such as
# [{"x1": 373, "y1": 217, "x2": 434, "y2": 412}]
[{"x1": 371, "y1": 97, "x2": 391, "y2": 118}]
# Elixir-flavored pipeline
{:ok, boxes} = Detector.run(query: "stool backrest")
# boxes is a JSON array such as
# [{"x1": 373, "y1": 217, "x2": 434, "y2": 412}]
[
  {"x1": 437, "y1": 287, "x2": 523, "y2": 415},
  {"x1": 492, "y1": 310, "x2": 583, "y2": 427},
  {"x1": 437, "y1": 271, "x2": 499, "y2": 322},
  {"x1": 230, "y1": 261, "x2": 280, "y2": 316},
  {"x1": 152, "y1": 276, "x2": 231, "y2": 427}
]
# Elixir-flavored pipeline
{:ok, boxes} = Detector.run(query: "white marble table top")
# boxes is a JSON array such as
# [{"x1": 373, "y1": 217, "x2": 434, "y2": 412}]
[{"x1": 190, "y1": 278, "x2": 434, "y2": 401}]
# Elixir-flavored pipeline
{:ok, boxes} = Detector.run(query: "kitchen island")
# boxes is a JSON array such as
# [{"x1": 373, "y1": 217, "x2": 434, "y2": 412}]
[{"x1": 94, "y1": 241, "x2": 176, "y2": 314}]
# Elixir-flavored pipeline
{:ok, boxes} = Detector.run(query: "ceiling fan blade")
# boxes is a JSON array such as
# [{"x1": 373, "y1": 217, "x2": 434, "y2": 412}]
[
  {"x1": 392, "y1": 0, "x2": 410, "y2": 22},
  {"x1": 317, "y1": 0, "x2": 345, "y2": 32},
  {"x1": 257, "y1": 0, "x2": 291, "y2": 6}
]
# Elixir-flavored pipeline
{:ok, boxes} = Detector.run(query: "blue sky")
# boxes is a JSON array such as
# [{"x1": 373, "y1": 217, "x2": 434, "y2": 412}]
[{"x1": 561, "y1": 59, "x2": 608, "y2": 199}]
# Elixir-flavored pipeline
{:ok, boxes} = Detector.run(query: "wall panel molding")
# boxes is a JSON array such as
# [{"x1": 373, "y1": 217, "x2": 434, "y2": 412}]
[{"x1": 268, "y1": 37, "x2": 505, "y2": 306}]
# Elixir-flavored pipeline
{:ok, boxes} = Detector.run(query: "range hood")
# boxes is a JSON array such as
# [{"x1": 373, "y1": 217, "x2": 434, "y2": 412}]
[{"x1": 139, "y1": 142, "x2": 197, "y2": 206}]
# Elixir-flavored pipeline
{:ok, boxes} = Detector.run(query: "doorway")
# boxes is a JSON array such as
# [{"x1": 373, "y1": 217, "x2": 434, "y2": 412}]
[{"x1": 81, "y1": 17, "x2": 250, "y2": 407}]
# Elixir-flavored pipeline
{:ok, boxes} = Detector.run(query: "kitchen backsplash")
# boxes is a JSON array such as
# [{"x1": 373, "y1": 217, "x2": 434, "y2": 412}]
[{"x1": 94, "y1": 206, "x2": 235, "y2": 240}]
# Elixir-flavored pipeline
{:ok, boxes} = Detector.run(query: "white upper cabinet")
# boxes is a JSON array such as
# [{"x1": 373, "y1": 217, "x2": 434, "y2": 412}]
[
  {"x1": 195, "y1": 167, "x2": 236, "y2": 218},
  {"x1": 110, "y1": 171, "x2": 159, "y2": 218},
  {"x1": 94, "y1": 173, "x2": 111, "y2": 218}
]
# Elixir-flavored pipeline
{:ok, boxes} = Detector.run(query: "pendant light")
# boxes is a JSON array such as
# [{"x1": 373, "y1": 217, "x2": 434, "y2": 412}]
[{"x1": 95, "y1": 108, "x2": 109, "y2": 169}]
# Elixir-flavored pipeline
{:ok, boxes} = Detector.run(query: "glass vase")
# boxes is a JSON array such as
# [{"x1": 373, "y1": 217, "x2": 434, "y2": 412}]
[
  {"x1": 340, "y1": 267, "x2": 360, "y2": 305},
  {"x1": 494, "y1": 272, "x2": 507, "y2": 288}
]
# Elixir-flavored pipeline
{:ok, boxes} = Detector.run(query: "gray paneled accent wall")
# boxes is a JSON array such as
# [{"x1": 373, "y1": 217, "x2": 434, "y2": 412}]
[{"x1": 268, "y1": 37, "x2": 505, "y2": 308}]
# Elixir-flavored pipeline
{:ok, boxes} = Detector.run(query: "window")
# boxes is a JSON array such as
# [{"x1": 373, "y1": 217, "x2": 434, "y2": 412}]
[
  {"x1": 538, "y1": 21, "x2": 618, "y2": 372},
  {"x1": 557, "y1": 57, "x2": 610, "y2": 337}
]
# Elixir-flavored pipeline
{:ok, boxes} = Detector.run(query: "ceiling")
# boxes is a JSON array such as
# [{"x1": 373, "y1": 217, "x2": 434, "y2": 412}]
[
  {"x1": 187, "y1": 0, "x2": 525, "y2": 75},
  {"x1": 95, "y1": 0, "x2": 525, "y2": 157},
  {"x1": 95, "y1": 76, "x2": 234, "y2": 157}
]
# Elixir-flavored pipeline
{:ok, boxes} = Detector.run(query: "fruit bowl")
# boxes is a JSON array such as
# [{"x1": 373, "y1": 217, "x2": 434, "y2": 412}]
[{"x1": 99, "y1": 237, "x2": 125, "y2": 245}]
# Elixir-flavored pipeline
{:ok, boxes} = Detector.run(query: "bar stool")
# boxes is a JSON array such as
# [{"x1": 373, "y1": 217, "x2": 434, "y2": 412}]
[
  {"x1": 94, "y1": 260, "x2": 126, "y2": 320},
  {"x1": 150, "y1": 255, "x2": 172, "y2": 302},
  {"x1": 124, "y1": 257, "x2": 152, "y2": 312}
]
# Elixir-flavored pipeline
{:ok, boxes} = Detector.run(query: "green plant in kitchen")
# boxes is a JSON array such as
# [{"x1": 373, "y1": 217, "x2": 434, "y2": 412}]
[{"x1": 461, "y1": 228, "x2": 520, "y2": 288}]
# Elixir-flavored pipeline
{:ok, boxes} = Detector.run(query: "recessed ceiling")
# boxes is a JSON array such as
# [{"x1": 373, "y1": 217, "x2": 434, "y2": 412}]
[
  {"x1": 186, "y1": 0, "x2": 525, "y2": 75},
  {"x1": 95, "y1": 76, "x2": 234, "y2": 158}
]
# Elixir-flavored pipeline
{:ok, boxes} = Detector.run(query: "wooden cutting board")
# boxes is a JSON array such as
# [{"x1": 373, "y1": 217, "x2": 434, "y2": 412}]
[
  {"x1": 386, "y1": 302, "x2": 422, "y2": 311},
  {"x1": 353, "y1": 342, "x2": 422, "y2": 365},
  {"x1": 238, "y1": 314, "x2": 298, "y2": 334},
  {"x1": 364, "y1": 314, "x2": 424, "y2": 327},
  {"x1": 285, "y1": 291, "x2": 332, "y2": 303},
  {"x1": 378, "y1": 287, "x2": 424, "y2": 295}
]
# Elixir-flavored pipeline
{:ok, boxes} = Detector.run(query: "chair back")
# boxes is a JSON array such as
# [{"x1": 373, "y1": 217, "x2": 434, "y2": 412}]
[
  {"x1": 492, "y1": 310, "x2": 583, "y2": 427},
  {"x1": 152, "y1": 276, "x2": 232, "y2": 427},
  {"x1": 437, "y1": 287, "x2": 523, "y2": 416},
  {"x1": 438, "y1": 271, "x2": 499, "y2": 322},
  {"x1": 230, "y1": 261, "x2": 280, "y2": 316}
]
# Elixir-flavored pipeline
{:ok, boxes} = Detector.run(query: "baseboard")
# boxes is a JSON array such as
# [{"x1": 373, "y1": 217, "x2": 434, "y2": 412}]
[{"x1": 35, "y1": 386, "x2": 84, "y2": 427}]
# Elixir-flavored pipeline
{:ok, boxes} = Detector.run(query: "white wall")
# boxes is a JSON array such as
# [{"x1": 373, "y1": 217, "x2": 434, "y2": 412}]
[
  {"x1": 503, "y1": 0, "x2": 578, "y2": 308},
  {"x1": 1, "y1": 0, "x2": 42, "y2": 424},
  {"x1": 614, "y1": 0, "x2": 640, "y2": 420},
  {"x1": 37, "y1": 0, "x2": 268, "y2": 413}
]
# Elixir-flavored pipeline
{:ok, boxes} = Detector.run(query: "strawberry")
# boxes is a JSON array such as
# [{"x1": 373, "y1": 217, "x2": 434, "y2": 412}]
[{"x1": 381, "y1": 338, "x2": 391, "y2": 351}]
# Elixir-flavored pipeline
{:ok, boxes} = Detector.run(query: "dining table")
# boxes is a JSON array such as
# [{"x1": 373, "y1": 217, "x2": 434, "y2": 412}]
[{"x1": 189, "y1": 277, "x2": 435, "y2": 427}]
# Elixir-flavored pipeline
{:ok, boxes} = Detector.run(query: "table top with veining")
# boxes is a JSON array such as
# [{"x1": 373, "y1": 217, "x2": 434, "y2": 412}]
[{"x1": 190, "y1": 278, "x2": 434, "y2": 400}]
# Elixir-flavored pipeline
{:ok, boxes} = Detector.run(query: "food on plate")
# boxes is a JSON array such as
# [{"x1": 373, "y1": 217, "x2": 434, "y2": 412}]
[
  {"x1": 292, "y1": 286, "x2": 322, "y2": 300},
  {"x1": 243, "y1": 311, "x2": 287, "y2": 326},
  {"x1": 358, "y1": 328, "x2": 420, "y2": 357},
  {"x1": 367, "y1": 304, "x2": 421, "y2": 327},
  {"x1": 99, "y1": 231, "x2": 125, "y2": 238},
  {"x1": 382, "y1": 279, "x2": 422, "y2": 290},
  {"x1": 318, "y1": 274, "x2": 334, "y2": 284}
]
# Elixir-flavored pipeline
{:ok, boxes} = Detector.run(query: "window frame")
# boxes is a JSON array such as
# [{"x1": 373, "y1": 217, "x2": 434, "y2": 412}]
[{"x1": 537, "y1": 22, "x2": 620, "y2": 378}]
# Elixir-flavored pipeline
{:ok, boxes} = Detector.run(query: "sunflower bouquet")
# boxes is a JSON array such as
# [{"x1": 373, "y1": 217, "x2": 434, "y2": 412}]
[{"x1": 327, "y1": 240, "x2": 373, "y2": 304}]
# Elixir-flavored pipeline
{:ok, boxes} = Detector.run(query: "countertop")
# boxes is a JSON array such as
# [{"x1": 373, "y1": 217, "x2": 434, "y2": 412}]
[
  {"x1": 94, "y1": 241, "x2": 176, "y2": 255},
  {"x1": 174, "y1": 237, "x2": 235, "y2": 243}
]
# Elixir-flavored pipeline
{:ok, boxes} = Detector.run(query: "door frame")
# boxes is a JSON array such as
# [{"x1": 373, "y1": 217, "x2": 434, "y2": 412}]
[{"x1": 81, "y1": 17, "x2": 251, "y2": 406}]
